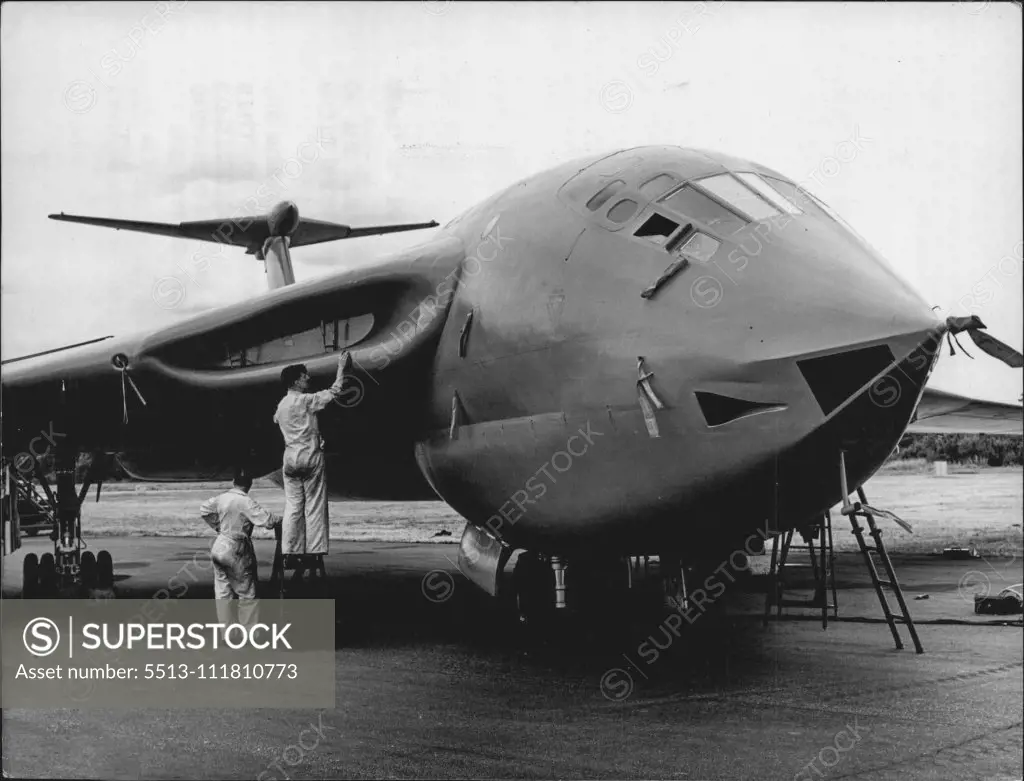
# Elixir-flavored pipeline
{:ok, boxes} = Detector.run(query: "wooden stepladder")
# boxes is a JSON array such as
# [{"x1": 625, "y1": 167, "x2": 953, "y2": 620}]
[
  {"x1": 763, "y1": 511, "x2": 839, "y2": 629},
  {"x1": 269, "y1": 524, "x2": 326, "y2": 598},
  {"x1": 839, "y1": 451, "x2": 924, "y2": 654}
]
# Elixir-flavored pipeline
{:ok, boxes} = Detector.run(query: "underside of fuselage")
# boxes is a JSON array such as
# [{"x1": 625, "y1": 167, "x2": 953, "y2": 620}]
[{"x1": 412, "y1": 324, "x2": 940, "y2": 558}]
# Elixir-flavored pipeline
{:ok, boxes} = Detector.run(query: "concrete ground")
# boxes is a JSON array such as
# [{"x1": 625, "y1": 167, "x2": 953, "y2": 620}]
[
  {"x1": 29, "y1": 468, "x2": 1023, "y2": 555},
  {"x1": 2, "y1": 537, "x2": 1022, "y2": 780}
]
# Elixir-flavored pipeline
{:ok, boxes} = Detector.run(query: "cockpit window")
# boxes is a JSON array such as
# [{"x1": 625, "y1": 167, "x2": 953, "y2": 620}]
[
  {"x1": 693, "y1": 174, "x2": 781, "y2": 221},
  {"x1": 763, "y1": 176, "x2": 868, "y2": 239},
  {"x1": 759, "y1": 177, "x2": 822, "y2": 216},
  {"x1": 607, "y1": 199, "x2": 639, "y2": 223},
  {"x1": 639, "y1": 173, "x2": 678, "y2": 199},
  {"x1": 736, "y1": 173, "x2": 803, "y2": 214},
  {"x1": 659, "y1": 185, "x2": 747, "y2": 236},
  {"x1": 805, "y1": 190, "x2": 861, "y2": 237},
  {"x1": 677, "y1": 232, "x2": 720, "y2": 263},
  {"x1": 634, "y1": 213, "x2": 682, "y2": 246},
  {"x1": 586, "y1": 180, "x2": 625, "y2": 211}
]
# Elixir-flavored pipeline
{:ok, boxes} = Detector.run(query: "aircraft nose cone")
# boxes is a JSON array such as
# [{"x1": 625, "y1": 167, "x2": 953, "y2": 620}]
[
  {"x1": 753, "y1": 226, "x2": 942, "y2": 368},
  {"x1": 269, "y1": 200, "x2": 300, "y2": 236},
  {"x1": 763, "y1": 242, "x2": 944, "y2": 524}
]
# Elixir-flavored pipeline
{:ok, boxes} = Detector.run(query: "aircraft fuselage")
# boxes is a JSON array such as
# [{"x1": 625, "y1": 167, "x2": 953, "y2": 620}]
[{"x1": 3, "y1": 146, "x2": 943, "y2": 561}]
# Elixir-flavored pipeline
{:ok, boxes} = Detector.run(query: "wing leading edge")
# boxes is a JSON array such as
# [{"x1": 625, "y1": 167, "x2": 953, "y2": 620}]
[{"x1": 909, "y1": 387, "x2": 1023, "y2": 435}]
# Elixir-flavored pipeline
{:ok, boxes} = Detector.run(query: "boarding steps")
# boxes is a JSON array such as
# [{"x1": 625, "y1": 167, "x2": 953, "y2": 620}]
[
  {"x1": 763, "y1": 511, "x2": 838, "y2": 629},
  {"x1": 9, "y1": 468, "x2": 57, "y2": 536},
  {"x1": 763, "y1": 451, "x2": 924, "y2": 653}
]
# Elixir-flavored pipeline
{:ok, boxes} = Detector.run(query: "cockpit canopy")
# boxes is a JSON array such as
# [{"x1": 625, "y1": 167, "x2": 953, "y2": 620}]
[{"x1": 558, "y1": 147, "x2": 852, "y2": 246}]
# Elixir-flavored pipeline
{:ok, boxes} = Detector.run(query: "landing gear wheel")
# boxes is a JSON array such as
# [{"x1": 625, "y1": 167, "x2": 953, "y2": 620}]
[
  {"x1": 97, "y1": 550, "x2": 114, "y2": 588},
  {"x1": 80, "y1": 551, "x2": 97, "y2": 588},
  {"x1": 23, "y1": 553, "x2": 39, "y2": 598},
  {"x1": 38, "y1": 553, "x2": 57, "y2": 595}
]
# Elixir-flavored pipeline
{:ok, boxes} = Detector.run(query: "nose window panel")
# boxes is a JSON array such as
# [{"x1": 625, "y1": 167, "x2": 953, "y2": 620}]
[
  {"x1": 660, "y1": 185, "x2": 747, "y2": 236},
  {"x1": 736, "y1": 172, "x2": 803, "y2": 214},
  {"x1": 694, "y1": 174, "x2": 781, "y2": 221},
  {"x1": 639, "y1": 173, "x2": 679, "y2": 199},
  {"x1": 634, "y1": 213, "x2": 681, "y2": 245},
  {"x1": 675, "y1": 232, "x2": 720, "y2": 263},
  {"x1": 760, "y1": 177, "x2": 831, "y2": 220},
  {"x1": 798, "y1": 345, "x2": 897, "y2": 416},
  {"x1": 607, "y1": 199, "x2": 639, "y2": 223},
  {"x1": 586, "y1": 180, "x2": 626, "y2": 211}
]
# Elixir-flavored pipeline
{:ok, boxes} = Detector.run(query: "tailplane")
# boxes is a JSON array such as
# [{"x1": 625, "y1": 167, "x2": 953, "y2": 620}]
[{"x1": 49, "y1": 200, "x2": 439, "y2": 290}]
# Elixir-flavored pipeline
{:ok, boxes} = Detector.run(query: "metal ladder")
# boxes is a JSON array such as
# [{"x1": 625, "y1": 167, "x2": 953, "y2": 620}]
[
  {"x1": 839, "y1": 451, "x2": 924, "y2": 654},
  {"x1": 763, "y1": 511, "x2": 838, "y2": 629}
]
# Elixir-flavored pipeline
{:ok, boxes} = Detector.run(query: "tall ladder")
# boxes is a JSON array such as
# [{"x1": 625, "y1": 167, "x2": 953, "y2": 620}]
[
  {"x1": 839, "y1": 451, "x2": 924, "y2": 654},
  {"x1": 763, "y1": 511, "x2": 838, "y2": 629}
]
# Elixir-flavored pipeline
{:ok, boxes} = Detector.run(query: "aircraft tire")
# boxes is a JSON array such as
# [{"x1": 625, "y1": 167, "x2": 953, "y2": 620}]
[
  {"x1": 23, "y1": 553, "x2": 39, "y2": 598},
  {"x1": 38, "y1": 552, "x2": 57, "y2": 594},
  {"x1": 97, "y1": 550, "x2": 114, "y2": 588},
  {"x1": 80, "y1": 551, "x2": 97, "y2": 587}
]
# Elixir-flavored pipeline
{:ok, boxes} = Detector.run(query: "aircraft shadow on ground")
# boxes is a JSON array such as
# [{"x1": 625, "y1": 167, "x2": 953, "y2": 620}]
[{"x1": 12, "y1": 559, "x2": 792, "y2": 698}]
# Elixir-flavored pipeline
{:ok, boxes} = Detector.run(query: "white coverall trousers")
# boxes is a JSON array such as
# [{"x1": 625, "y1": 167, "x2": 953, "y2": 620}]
[
  {"x1": 211, "y1": 534, "x2": 260, "y2": 626},
  {"x1": 275, "y1": 372, "x2": 345, "y2": 556},
  {"x1": 211, "y1": 534, "x2": 258, "y2": 600},
  {"x1": 282, "y1": 449, "x2": 329, "y2": 555},
  {"x1": 200, "y1": 487, "x2": 281, "y2": 626}
]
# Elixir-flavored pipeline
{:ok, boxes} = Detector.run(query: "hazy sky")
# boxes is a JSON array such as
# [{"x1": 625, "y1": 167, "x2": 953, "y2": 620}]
[{"x1": 2, "y1": 1, "x2": 1021, "y2": 403}]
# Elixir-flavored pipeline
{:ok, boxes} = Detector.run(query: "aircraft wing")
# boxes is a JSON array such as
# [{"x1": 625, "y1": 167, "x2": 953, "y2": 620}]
[
  {"x1": 2, "y1": 235, "x2": 466, "y2": 498},
  {"x1": 908, "y1": 387, "x2": 1023, "y2": 435}
]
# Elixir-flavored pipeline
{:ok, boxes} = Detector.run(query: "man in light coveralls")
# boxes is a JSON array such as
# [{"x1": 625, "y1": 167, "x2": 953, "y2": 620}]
[
  {"x1": 200, "y1": 467, "x2": 282, "y2": 625},
  {"x1": 273, "y1": 352, "x2": 351, "y2": 562}
]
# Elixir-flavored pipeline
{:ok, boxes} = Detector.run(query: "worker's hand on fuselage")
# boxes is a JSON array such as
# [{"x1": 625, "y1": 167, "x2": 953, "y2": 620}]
[{"x1": 327, "y1": 351, "x2": 351, "y2": 397}]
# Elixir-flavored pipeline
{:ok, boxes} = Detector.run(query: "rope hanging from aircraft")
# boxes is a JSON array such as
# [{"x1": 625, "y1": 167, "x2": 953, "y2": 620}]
[
  {"x1": 636, "y1": 356, "x2": 665, "y2": 438},
  {"x1": 111, "y1": 353, "x2": 147, "y2": 424}
]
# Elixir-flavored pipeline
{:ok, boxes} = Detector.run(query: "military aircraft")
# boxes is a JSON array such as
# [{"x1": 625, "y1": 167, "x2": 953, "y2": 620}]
[{"x1": 2, "y1": 146, "x2": 1021, "y2": 617}]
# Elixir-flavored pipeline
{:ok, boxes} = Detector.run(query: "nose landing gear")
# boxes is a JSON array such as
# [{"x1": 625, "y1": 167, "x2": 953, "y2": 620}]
[{"x1": 512, "y1": 551, "x2": 634, "y2": 631}]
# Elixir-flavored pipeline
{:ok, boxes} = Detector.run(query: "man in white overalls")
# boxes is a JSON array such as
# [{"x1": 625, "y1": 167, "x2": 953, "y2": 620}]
[
  {"x1": 200, "y1": 468, "x2": 282, "y2": 626},
  {"x1": 273, "y1": 352, "x2": 350, "y2": 564}
]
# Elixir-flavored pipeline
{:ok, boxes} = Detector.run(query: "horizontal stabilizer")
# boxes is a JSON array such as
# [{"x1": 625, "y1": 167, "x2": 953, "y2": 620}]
[
  {"x1": 49, "y1": 202, "x2": 439, "y2": 256},
  {"x1": 290, "y1": 218, "x2": 442, "y2": 248}
]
